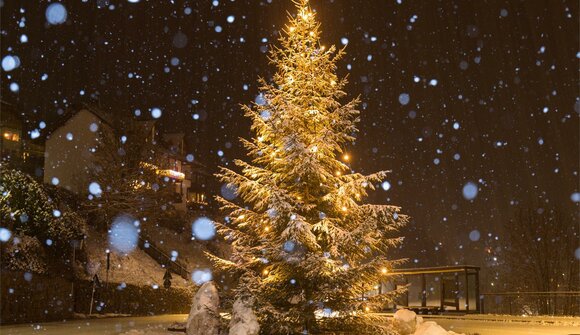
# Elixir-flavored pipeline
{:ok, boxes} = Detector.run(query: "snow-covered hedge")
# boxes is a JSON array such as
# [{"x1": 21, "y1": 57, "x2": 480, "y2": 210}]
[
  {"x1": 0, "y1": 168, "x2": 87, "y2": 273},
  {"x1": 4, "y1": 235, "x2": 47, "y2": 274}
]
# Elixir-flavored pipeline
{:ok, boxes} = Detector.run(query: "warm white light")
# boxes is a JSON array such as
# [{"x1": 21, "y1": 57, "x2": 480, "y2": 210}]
[{"x1": 307, "y1": 109, "x2": 318, "y2": 115}]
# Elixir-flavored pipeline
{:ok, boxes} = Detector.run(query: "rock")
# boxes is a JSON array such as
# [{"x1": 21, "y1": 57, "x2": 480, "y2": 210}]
[
  {"x1": 229, "y1": 297, "x2": 260, "y2": 335},
  {"x1": 393, "y1": 309, "x2": 419, "y2": 335},
  {"x1": 186, "y1": 281, "x2": 220, "y2": 335}
]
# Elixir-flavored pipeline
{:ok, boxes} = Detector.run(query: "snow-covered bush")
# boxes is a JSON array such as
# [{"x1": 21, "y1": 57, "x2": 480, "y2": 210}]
[
  {"x1": 0, "y1": 168, "x2": 86, "y2": 273},
  {"x1": 0, "y1": 168, "x2": 86, "y2": 245},
  {"x1": 4, "y1": 235, "x2": 47, "y2": 273}
]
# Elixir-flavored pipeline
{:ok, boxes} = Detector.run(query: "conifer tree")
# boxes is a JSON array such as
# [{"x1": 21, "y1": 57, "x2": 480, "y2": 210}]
[{"x1": 209, "y1": 1, "x2": 408, "y2": 333}]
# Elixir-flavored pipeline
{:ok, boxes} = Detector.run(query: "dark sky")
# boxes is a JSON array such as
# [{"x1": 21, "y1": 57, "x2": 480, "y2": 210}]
[{"x1": 1, "y1": 0, "x2": 578, "y2": 269}]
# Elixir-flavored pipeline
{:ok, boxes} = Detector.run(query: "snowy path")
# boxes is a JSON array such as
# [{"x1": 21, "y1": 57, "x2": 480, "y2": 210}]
[
  {"x1": 435, "y1": 318, "x2": 580, "y2": 335},
  {"x1": 1, "y1": 314, "x2": 580, "y2": 335},
  {"x1": 0, "y1": 315, "x2": 187, "y2": 335}
]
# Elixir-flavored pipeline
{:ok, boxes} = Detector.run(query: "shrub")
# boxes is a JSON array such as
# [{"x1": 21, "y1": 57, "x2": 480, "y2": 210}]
[{"x1": 4, "y1": 235, "x2": 47, "y2": 274}]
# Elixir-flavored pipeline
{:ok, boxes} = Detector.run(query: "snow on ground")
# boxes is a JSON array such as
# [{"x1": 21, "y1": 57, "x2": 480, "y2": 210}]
[
  {"x1": 0, "y1": 315, "x2": 187, "y2": 335},
  {"x1": 83, "y1": 226, "x2": 190, "y2": 288},
  {"x1": 1, "y1": 314, "x2": 580, "y2": 335},
  {"x1": 144, "y1": 226, "x2": 211, "y2": 272},
  {"x1": 413, "y1": 313, "x2": 580, "y2": 326},
  {"x1": 435, "y1": 318, "x2": 580, "y2": 335},
  {"x1": 393, "y1": 309, "x2": 464, "y2": 335}
]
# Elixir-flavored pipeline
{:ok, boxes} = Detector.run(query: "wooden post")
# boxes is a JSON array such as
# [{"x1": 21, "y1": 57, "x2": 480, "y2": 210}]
[
  {"x1": 440, "y1": 273, "x2": 445, "y2": 312},
  {"x1": 454, "y1": 272, "x2": 460, "y2": 311},
  {"x1": 89, "y1": 281, "x2": 96, "y2": 315},
  {"x1": 421, "y1": 273, "x2": 427, "y2": 307},
  {"x1": 105, "y1": 252, "x2": 110, "y2": 289},
  {"x1": 475, "y1": 269, "x2": 481, "y2": 313},
  {"x1": 465, "y1": 270, "x2": 469, "y2": 312},
  {"x1": 405, "y1": 276, "x2": 409, "y2": 307}
]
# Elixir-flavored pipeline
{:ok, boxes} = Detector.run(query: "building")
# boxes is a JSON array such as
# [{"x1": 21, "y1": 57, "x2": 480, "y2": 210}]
[
  {"x1": 43, "y1": 104, "x2": 115, "y2": 194},
  {"x1": 1, "y1": 100, "x2": 45, "y2": 178},
  {"x1": 158, "y1": 132, "x2": 210, "y2": 213},
  {"x1": 0, "y1": 100, "x2": 23, "y2": 165},
  {"x1": 43, "y1": 104, "x2": 209, "y2": 215}
]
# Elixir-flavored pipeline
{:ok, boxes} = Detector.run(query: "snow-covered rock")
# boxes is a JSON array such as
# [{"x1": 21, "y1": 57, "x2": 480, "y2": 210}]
[
  {"x1": 413, "y1": 320, "x2": 465, "y2": 335},
  {"x1": 186, "y1": 281, "x2": 220, "y2": 335},
  {"x1": 413, "y1": 321, "x2": 450, "y2": 335},
  {"x1": 393, "y1": 309, "x2": 420, "y2": 335},
  {"x1": 229, "y1": 297, "x2": 260, "y2": 335},
  {"x1": 393, "y1": 309, "x2": 462, "y2": 335}
]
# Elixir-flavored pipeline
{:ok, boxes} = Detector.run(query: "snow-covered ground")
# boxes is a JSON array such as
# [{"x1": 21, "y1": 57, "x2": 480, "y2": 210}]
[
  {"x1": 1, "y1": 314, "x2": 579, "y2": 335},
  {"x1": 0, "y1": 315, "x2": 187, "y2": 335},
  {"x1": 83, "y1": 226, "x2": 191, "y2": 288},
  {"x1": 387, "y1": 313, "x2": 580, "y2": 335},
  {"x1": 435, "y1": 318, "x2": 580, "y2": 335},
  {"x1": 144, "y1": 226, "x2": 212, "y2": 272}
]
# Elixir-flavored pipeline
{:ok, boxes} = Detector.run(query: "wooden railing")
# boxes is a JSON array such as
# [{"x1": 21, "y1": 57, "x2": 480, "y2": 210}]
[{"x1": 137, "y1": 234, "x2": 190, "y2": 281}]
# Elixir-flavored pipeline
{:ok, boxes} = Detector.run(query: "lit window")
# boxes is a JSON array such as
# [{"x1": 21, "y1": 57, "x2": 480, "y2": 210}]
[{"x1": 2, "y1": 131, "x2": 20, "y2": 142}]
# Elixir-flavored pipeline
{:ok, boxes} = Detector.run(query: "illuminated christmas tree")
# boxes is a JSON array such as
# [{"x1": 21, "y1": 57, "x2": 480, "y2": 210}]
[{"x1": 209, "y1": 1, "x2": 408, "y2": 333}]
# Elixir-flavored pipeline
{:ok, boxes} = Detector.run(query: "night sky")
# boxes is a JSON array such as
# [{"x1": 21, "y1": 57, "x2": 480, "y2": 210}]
[{"x1": 1, "y1": 0, "x2": 578, "y2": 269}]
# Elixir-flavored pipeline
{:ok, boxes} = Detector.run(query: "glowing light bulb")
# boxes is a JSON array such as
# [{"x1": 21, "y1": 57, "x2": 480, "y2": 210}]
[
  {"x1": 263, "y1": 269, "x2": 269, "y2": 275},
  {"x1": 341, "y1": 206, "x2": 347, "y2": 212},
  {"x1": 381, "y1": 267, "x2": 388, "y2": 274},
  {"x1": 343, "y1": 153, "x2": 350, "y2": 161}
]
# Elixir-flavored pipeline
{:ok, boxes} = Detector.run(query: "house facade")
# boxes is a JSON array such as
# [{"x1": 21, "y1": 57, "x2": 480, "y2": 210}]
[
  {"x1": 43, "y1": 105, "x2": 210, "y2": 216},
  {"x1": 158, "y1": 132, "x2": 210, "y2": 214},
  {"x1": 1, "y1": 100, "x2": 45, "y2": 178},
  {"x1": 43, "y1": 106, "x2": 114, "y2": 194}
]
